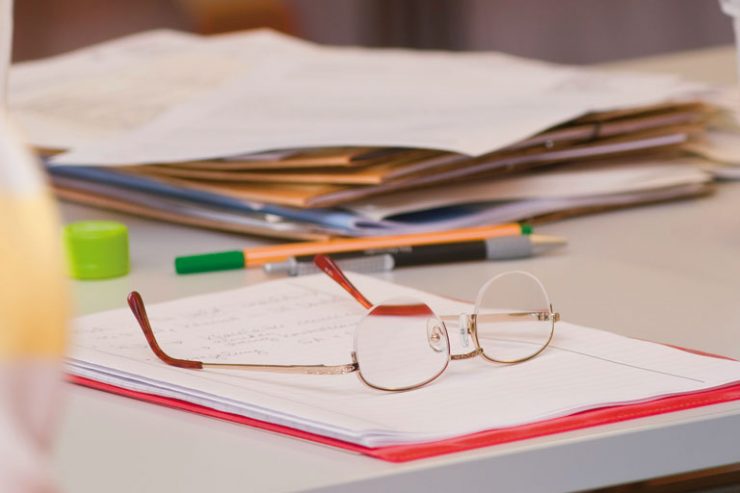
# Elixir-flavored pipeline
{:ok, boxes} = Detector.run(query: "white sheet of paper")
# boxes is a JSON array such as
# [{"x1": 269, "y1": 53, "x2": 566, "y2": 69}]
[
  {"x1": 9, "y1": 29, "x2": 311, "y2": 149},
  {"x1": 10, "y1": 30, "x2": 198, "y2": 148},
  {"x1": 68, "y1": 274, "x2": 740, "y2": 447},
  {"x1": 687, "y1": 129, "x2": 740, "y2": 165},
  {"x1": 48, "y1": 30, "x2": 704, "y2": 165},
  {"x1": 685, "y1": 87, "x2": 740, "y2": 178}
]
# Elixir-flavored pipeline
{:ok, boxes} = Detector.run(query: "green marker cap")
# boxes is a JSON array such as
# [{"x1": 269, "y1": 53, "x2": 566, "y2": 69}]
[
  {"x1": 64, "y1": 221, "x2": 130, "y2": 280},
  {"x1": 175, "y1": 250, "x2": 245, "y2": 274},
  {"x1": 520, "y1": 223, "x2": 533, "y2": 235}
]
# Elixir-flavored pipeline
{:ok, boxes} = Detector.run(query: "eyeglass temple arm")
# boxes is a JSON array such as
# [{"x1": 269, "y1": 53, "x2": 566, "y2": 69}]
[
  {"x1": 477, "y1": 310, "x2": 560, "y2": 322},
  {"x1": 313, "y1": 254, "x2": 373, "y2": 309},
  {"x1": 439, "y1": 310, "x2": 560, "y2": 324},
  {"x1": 314, "y1": 255, "x2": 438, "y2": 317},
  {"x1": 311, "y1": 258, "x2": 562, "y2": 323},
  {"x1": 126, "y1": 291, "x2": 358, "y2": 375},
  {"x1": 128, "y1": 291, "x2": 203, "y2": 369}
]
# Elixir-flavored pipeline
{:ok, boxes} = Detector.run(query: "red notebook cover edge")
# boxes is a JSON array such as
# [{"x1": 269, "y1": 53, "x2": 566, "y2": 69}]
[{"x1": 67, "y1": 374, "x2": 740, "y2": 463}]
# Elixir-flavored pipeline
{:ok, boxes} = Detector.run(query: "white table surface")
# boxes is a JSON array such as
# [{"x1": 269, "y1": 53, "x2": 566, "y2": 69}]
[{"x1": 53, "y1": 46, "x2": 740, "y2": 492}]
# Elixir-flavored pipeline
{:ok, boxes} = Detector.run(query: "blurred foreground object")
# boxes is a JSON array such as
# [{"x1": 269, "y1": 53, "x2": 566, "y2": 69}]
[
  {"x1": 1, "y1": 6, "x2": 68, "y2": 482},
  {"x1": 0, "y1": 113, "x2": 68, "y2": 493}
]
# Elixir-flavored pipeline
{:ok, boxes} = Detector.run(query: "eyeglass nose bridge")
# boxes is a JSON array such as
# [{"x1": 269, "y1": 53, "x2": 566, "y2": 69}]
[
  {"x1": 436, "y1": 313, "x2": 481, "y2": 358},
  {"x1": 458, "y1": 313, "x2": 473, "y2": 349},
  {"x1": 447, "y1": 313, "x2": 487, "y2": 361}
]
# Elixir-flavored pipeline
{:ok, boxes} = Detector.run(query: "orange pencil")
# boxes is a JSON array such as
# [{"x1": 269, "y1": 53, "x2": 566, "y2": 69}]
[{"x1": 175, "y1": 223, "x2": 531, "y2": 274}]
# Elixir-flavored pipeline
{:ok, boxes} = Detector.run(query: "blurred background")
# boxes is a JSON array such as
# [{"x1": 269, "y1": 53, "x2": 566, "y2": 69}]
[{"x1": 12, "y1": 0, "x2": 735, "y2": 63}]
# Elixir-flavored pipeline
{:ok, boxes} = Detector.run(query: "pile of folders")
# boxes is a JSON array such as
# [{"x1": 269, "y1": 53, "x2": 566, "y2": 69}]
[
  {"x1": 49, "y1": 100, "x2": 714, "y2": 239},
  {"x1": 12, "y1": 29, "x2": 722, "y2": 240}
]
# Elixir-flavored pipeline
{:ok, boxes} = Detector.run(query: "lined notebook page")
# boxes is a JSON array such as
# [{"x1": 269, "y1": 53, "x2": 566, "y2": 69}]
[{"x1": 69, "y1": 274, "x2": 740, "y2": 447}]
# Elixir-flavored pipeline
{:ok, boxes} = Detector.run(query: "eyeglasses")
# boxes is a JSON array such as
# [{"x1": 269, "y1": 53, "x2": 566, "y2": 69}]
[{"x1": 128, "y1": 255, "x2": 559, "y2": 392}]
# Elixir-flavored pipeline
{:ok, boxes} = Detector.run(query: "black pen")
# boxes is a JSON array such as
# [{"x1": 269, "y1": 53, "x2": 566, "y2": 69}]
[{"x1": 263, "y1": 234, "x2": 566, "y2": 276}]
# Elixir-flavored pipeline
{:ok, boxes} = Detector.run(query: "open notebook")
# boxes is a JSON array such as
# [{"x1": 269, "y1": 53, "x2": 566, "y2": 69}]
[{"x1": 68, "y1": 274, "x2": 740, "y2": 459}]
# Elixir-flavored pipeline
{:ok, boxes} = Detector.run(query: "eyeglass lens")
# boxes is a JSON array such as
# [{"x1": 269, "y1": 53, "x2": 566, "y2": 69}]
[
  {"x1": 354, "y1": 297, "x2": 450, "y2": 391},
  {"x1": 474, "y1": 271, "x2": 554, "y2": 363}
]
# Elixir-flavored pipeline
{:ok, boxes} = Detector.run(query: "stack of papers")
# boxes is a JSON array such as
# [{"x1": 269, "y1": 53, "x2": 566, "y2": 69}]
[
  {"x1": 10, "y1": 29, "x2": 719, "y2": 237},
  {"x1": 69, "y1": 274, "x2": 740, "y2": 449},
  {"x1": 687, "y1": 88, "x2": 740, "y2": 179}
]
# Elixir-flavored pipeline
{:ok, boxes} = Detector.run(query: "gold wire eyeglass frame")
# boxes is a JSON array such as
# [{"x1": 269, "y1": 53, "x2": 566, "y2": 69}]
[{"x1": 127, "y1": 255, "x2": 559, "y2": 392}]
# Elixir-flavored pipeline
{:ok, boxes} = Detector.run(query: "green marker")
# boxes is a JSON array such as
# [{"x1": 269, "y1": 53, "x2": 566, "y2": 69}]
[{"x1": 175, "y1": 223, "x2": 533, "y2": 275}]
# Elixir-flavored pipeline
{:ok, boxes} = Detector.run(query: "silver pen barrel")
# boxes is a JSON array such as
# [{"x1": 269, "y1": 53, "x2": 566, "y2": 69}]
[{"x1": 264, "y1": 254, "x2": 395, "y2": 276}]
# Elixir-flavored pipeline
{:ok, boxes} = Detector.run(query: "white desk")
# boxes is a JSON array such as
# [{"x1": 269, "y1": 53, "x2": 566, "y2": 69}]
[{"x1": 54, "y1": 47, "x2": 740, "y2": 492}]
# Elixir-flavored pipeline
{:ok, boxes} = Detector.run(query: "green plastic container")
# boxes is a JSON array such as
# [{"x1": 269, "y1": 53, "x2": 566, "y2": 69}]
[{"x1": 63, "y1": 221, "x2": 130, "y2": 280}]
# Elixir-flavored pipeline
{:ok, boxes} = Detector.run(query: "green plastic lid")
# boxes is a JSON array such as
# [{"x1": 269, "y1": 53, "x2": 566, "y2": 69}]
[{"x1": 64, "y1": 221, "x2": 130, "y2": 280}]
